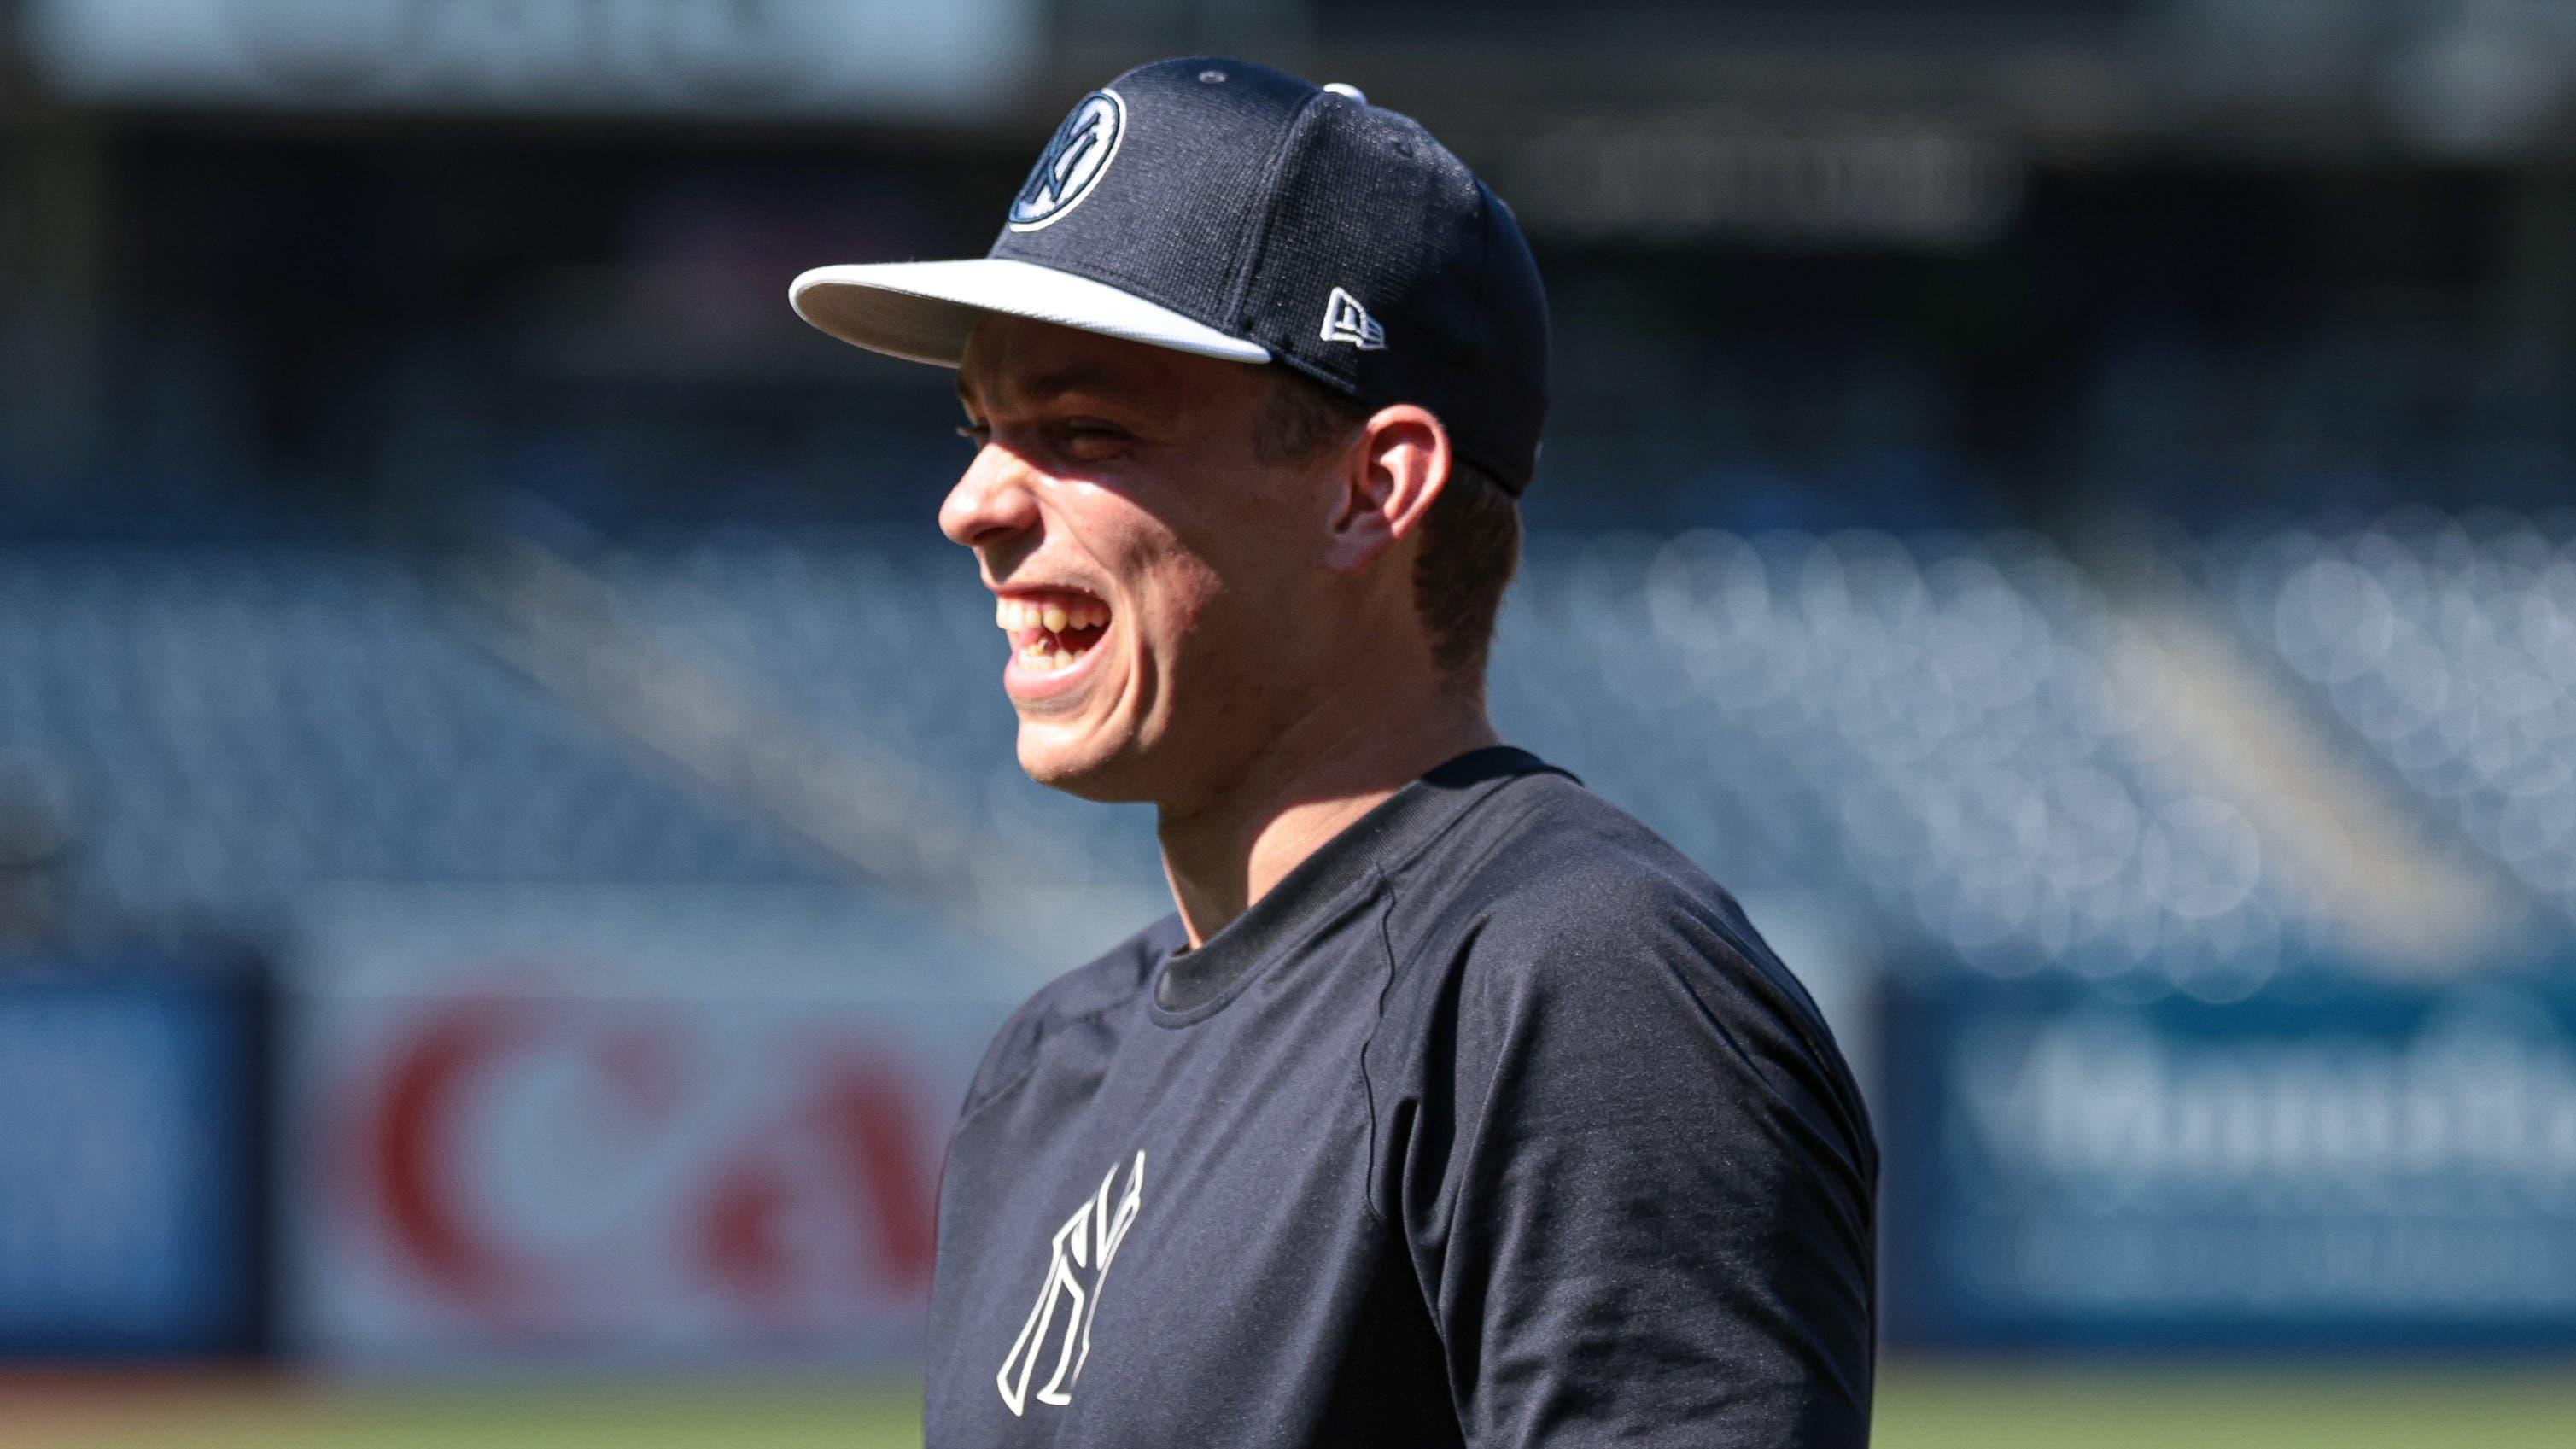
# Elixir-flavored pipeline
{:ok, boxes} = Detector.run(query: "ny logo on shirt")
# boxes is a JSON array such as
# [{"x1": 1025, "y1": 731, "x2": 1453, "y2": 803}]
[{"x1": 996, "y1": 1149, "x2": 1145, "y2": 1416}]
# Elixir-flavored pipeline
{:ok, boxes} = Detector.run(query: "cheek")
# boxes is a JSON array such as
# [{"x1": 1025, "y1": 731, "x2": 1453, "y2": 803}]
[
  {"x1": 1082, "y1": 461, "x2": 1327, "y2": 674},
  {"x1": 1168, "y1": 475, "x2": 1327, "y2": 610},
  {"x1": 1129, "y1": 555, "x2": 1227, "y2": 666}
]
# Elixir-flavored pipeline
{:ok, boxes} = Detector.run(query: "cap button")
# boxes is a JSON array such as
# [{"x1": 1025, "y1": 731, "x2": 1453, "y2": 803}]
[{"x1": 1321, "y1": 82, "x2": 1367, "y2": 104}]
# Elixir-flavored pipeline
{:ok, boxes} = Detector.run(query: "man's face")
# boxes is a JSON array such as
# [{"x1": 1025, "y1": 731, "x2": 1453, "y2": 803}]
[{"x1": 943, "y1": 316, "x2": 1342, "y2": 804}]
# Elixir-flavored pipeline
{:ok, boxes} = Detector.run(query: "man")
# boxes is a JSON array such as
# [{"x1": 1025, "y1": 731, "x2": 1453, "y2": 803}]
[{"x1": 790, "y1": 56, "x2": 1875, "y2": 1448}]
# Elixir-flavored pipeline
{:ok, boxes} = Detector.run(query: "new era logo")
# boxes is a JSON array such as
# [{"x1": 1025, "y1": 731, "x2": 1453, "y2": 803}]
[{"x1": 1320, "y1": 287, "x2": 1387, "y2": 350}]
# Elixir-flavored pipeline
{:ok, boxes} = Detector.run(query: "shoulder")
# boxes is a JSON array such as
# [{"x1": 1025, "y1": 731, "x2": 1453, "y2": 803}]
[
  {"x1": 958, "y1": 913, "x2": 1177, "y2": 1116},
  {"x1": 1384, "y1": 768, "x2": 1776, "y2": 992},
  {"x1": 1381, "y1": 771, "x2": 1873, "y2": 1163}
]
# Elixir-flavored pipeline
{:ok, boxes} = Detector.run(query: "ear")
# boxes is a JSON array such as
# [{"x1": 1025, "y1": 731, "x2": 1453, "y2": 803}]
[{"x1": 1321, "y1": 404, "x2": 1451, "y2": 576}]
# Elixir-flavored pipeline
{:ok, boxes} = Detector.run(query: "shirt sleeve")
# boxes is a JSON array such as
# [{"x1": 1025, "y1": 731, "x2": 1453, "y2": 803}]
[{"x1": 1387, "y1": 891, "x2": 1878, "y2": 1448}]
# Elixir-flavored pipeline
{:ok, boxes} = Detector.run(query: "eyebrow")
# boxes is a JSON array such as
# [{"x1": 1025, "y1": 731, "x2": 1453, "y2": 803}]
[{"x1": 956, "y1": 365, "x2": 1130, "y2": 413}]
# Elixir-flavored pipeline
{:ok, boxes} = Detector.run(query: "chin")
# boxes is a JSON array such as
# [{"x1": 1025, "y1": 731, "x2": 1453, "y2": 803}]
[{"x1": 1015, "y1": 722, "x2": 1148, "y2": 803}]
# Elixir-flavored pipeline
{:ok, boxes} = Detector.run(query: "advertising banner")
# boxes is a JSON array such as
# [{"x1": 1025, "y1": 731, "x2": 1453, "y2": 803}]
[
  {"x1": 1883, "y1": 972, "x2": 2576, "y2": 1350},
  {"x1": 283, "y1": 886, "x2": 1017, "y2": 1364},
  {"x1": 0, "y1": 968, "x2": 262, "y2": 1356}
]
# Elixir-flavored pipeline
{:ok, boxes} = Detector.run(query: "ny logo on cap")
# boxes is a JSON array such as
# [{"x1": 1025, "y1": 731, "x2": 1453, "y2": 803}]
[
  {"x1": 1010, "y1": 91, "x2": 1126, "y2": 232},
  {"x1": 1320, "y1": 287, "x2": 1387, "y2": 350}
]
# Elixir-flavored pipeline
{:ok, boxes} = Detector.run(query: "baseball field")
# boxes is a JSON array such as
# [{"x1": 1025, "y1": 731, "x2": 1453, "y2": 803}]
[{"x1": 9, "y1": 1364, "x2": 2568, "y2": 1447}]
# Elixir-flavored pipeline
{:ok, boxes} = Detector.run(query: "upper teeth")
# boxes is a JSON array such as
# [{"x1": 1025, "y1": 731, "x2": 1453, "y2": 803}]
[{"x1": 995, "y1": 598, "x2": 1107, "y2": 632}]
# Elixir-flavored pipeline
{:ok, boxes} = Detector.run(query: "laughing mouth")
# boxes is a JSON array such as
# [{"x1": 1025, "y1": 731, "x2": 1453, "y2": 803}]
[{"x1": 995, "y1": 588, "x2": 1112, "y2": 673}]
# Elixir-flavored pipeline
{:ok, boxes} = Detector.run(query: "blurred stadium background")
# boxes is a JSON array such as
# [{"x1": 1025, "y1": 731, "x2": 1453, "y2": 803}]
[{"x1": 3, "y1": 0, "x2": 2575, "y2": 1444}]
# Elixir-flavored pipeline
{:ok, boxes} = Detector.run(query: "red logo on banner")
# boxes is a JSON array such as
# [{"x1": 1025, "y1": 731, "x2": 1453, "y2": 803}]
[{"x1": 356, "y1": 993, "x2": 937, "y2": 1335}]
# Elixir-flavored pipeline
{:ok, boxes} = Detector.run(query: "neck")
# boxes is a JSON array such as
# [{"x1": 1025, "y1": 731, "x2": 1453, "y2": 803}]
[{"x1": 1156, "y1": 689, "x2": 1499, "y2": 948}]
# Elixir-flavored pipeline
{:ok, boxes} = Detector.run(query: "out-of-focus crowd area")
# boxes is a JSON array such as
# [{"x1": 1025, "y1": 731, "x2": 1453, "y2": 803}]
[{"x1": 2, "y1": 1, "x2": 2573, "y2": 1441}]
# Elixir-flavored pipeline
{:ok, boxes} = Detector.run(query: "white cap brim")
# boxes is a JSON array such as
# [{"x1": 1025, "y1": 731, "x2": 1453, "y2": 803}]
[{"x1": 789, "y1": 258, "x2": 1273, "y2": 368}]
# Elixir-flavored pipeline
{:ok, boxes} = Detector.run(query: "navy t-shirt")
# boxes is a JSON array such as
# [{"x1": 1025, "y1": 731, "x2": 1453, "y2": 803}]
[{"x1": 925, "y1": 746, "x2": 1877, "y2": 1446}]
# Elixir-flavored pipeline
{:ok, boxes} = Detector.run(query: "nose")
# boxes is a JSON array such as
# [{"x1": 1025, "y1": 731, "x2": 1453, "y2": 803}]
[{"x1": 938, "y1": 441, "x2": 1043, "y2": 552}]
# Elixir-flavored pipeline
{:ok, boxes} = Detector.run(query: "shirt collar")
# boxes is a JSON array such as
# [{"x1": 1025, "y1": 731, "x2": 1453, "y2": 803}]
[{"x1": 1150, "y1": 745, "x2": 1573, "y2": 1020}]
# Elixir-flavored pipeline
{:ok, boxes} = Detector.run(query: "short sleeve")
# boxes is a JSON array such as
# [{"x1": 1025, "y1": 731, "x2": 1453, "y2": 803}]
[{"x1": 1391, "y1": 893, "x2": 1876, "y2": 1447}]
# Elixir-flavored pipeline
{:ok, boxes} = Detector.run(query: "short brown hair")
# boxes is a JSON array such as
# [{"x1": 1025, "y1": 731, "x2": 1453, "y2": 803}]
[{"x1": 1252, "y1": 368, "x2": 1522, "y2": 688}]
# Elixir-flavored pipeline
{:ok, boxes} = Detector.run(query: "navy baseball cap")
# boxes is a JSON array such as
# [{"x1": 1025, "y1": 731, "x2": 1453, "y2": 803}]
[{"x1": 790, "y1": 56, "x2": 1550, "y2": 494}]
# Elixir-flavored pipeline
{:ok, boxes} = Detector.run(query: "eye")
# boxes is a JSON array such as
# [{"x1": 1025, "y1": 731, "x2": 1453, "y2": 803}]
[{"x1": 1056, "y1": 418, "x2": 1132, "y2": 460}]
